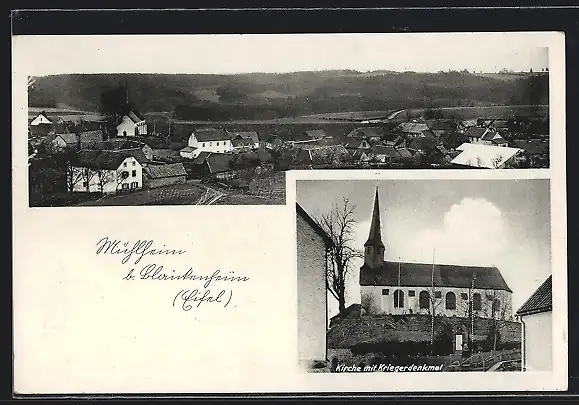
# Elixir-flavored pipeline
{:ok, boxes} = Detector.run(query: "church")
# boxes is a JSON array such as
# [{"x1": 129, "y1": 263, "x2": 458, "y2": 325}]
[{"x1": 359, "y1": 187, "x2": 513, "y2": 320}]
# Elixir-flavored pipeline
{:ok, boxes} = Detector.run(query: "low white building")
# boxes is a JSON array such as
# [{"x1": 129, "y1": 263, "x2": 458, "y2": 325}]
[
  {"x1": 116, "y1": 110, "x2": 148, "y2": 137},
  {"x1": 517, "y1": 275, "x2": 552, "y2": 371},
  {"x1": 30, "y1": 111, "x2": 52, "y2": 126},
  {"x1": 451, "y1": 143, "x2": 523, "y2": 169},
  {"x1": 71, "y1": 149, "x2": 147, "y2": 193},
  {"x1": 180, "y1": 128, "x2": 233, "y2": 159},
  {"x1": 360, "y1": 187, "x2": 513, "y2": 319}
]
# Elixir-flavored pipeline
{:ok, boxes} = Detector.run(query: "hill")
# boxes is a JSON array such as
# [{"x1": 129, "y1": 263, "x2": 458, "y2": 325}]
[{"x1": 29, "y1": 71, "x2": 549, "y2": 121}]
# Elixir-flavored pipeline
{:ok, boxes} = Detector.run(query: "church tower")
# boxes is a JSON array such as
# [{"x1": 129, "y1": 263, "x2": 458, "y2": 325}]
[{"x1": 364, "y1": 187, "x2": 385, "y2": 268}]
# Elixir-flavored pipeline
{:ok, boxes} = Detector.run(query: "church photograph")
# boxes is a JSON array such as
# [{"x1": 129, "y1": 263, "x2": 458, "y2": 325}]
[{"x1": 295, "y1": 177, "x2": 552, "y2": 372}]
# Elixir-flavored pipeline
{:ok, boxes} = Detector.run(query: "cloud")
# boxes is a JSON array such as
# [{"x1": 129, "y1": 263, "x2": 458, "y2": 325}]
[{"x1": 409, "y1": 198, "x2": 509, "y2": 266}]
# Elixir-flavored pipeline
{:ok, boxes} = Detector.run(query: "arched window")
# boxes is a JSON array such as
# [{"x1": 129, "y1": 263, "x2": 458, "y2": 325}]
[
  {"x1": 473, "y1": 293, "x2": 482, "y2": 311},
  {"x1": 492, "y1": 299, "x2": 501, "y2": 314},
  {"x1": 123, "y1": 131, "x2": 127, "y2": 137},
  {"x1": 446, "y1": 292, "x2": 456, "y2": 310},
  {"x1": 419, "y1": 291, "x2": 430, "y2": 309},
  {"x1": 393, "y1": 289, "x2": 404, "y2": 308}
]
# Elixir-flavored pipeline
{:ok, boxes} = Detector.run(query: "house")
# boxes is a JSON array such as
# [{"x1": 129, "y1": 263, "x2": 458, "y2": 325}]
[
  {"x1": 259, "y1": 133, "x2": 283, "y2": 150},
  {"x1": 83, "y1": 138, "x2": 154, "y2": 161},
  {"x1": 343, "y1": 137, "x2": 372, "y2": 152},
  {"x1": 465, "y1": 127, "x2": 506, "y2": 146},
  {"x1": 180, "y1": 128, "x2": 233, "y2": 159},
  {"x1": 346, "y1": 127, "x2": 384, "y2": 142},
  {"x1": 296, "y1": 203, "x2": 334, "y2": 368},
  {"x1": 231, "y1": 136, "x2": 255, "y2": 153},
  {"x1": 395, "y1": 147, "x2": 414, "y2": 161},
  {"x1": 289, "y1": 129, "x2": 327, "y2": 146},
  {"x1": 50, "y1": 133, "x2": 79, "y2": 149},
  {"x1": 143, "y1": 163, "x2": 187, "y2": 189},
  {"x1": 71, "y1": 149, "x2": 147, "y2": 193},
  {"x1": 203, "y1": 153, "x2": 238, "y2": 179},
  {"x1": 369, "y1": 145, "x2": 401, "y2": 163},
  {"x1": 451, "y1": 143, "x2": 523, "y2": 169},
  {"x1": 232, "y1": 131, "x2": 260, "y2": 149},
  {"x1": 296, "y1": 145, "x2": 350, "y2": 166},
  {"x1": 512, "y1": 139, "x2": 549, "y2": 160},
  {"x1": 426, "y1": 120, "x2": 456, "y2": 137},
  {"x1": 116, "y1": 110, "x2": 148, "y2": 137},
  {"x1": 409, "y1": 136, "x2": 438, "y2": 154},
  {"x1": 397, "y1": 122, "x2": 431, "y2": 138},
  {"x1": 30, "y1": 111, "x2": 52, "y2": 126},
  {"x1": 360, "y1": 187, "x2": 513, "y2": 319},
  {"x1": 516, "y1": 275, "x2": 552, "y2": 371}
]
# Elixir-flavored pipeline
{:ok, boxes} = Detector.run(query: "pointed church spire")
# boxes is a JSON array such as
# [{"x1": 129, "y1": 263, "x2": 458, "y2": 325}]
[{"x1": 365, "y1": 186, "x2": 384, "y2": 248}]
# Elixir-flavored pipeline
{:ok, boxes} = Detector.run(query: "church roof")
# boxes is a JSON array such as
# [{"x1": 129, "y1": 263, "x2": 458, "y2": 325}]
[
  {"x1": 364, "y1": 187, "x2": 384, "y2": 248},
  {"x1": 359, "y1": 261, "x2": 512, "y2": 292}
]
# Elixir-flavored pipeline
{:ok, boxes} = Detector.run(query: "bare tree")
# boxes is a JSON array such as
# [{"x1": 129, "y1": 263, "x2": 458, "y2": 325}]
[
  {"x1": 95, "y1": 169, "x2": 116, "y2": 193},
  {"x1": 315, "y1": 198, "x2": 364, "y2": 314},
  {"x1": 491, "y1": 155, "x2": 504, "y2": 169}
]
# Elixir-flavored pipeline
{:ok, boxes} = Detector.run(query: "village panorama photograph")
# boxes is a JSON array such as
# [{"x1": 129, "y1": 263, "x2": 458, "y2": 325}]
[
  {"x1": 296, "y1": 179, "x2": 552, "y2": 373},
  {"x1": 27, "y1": 35, "x2": 549, "y2": 207}
]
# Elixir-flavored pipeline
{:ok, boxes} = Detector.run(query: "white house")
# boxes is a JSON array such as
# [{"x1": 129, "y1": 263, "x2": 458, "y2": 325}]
[
  {"x1": 451, "y1": 143, "x2": 523, "y2": 169},
  {"x1": 180, "y1": 128, "x2": 233, "y2": 159},
  {"x1": 116, "y1": 110, "x2": 147, "y2": 137},
  {"x1": 71, "y1": 149, "x2": 147, "y2": 193},
  {"x1": 360, "y1": 187, "x2": 513, "y2": 319},
  {"x1": 296, "y1": 203, "x2": 334, "y2": 369},
  {"x1": 30, "y1": 111, "x2": 52, "y2": 126},
  {"x1": 517, "y1": 275, "x2": 552, "y2": 371}
]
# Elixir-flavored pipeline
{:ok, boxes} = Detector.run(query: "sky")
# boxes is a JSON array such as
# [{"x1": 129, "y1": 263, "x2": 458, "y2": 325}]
[
  {"x1": 23, "y1": 33, "x2": 550, "y2": 75},
  {"x1": 296, "y1": 179, "x2": 552, "y2": 316}
]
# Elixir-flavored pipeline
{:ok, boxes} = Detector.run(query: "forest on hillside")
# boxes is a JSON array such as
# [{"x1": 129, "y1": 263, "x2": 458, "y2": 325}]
[{"x1": 29, "y1": 71, "x2": 549, "y2": 121}]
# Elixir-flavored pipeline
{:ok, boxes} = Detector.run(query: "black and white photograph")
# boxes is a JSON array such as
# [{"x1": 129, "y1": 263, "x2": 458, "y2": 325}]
[
  {"x1": 27, "y1": 34, "x2": 550, "y2": 207},
  {"x1": 296, "y1": 178, "x2": 553, "y2": 373}
]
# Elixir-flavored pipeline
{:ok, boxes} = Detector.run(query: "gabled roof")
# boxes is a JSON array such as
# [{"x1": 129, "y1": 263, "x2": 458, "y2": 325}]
[
  {"x1": 301, "y1": 145, "x2": 350, "y2": 162},
  {"x1": 192, "y1": 128, "x2": 231, "y2": 142},
  {"x1": 481, "y1": 129, "x2": 499, "y2": 141},
  {"x1": 398, "y1": 122, "x2": 430, "y2": 133},
  {"x1": 465, "y1": 127, "x2": 490, "y2": 139},
  {"x1": 451, "y1": 143, "x2": 523, "y2": 169},
  {"x1": 512, "y1": 139, "x2": 549, "y2": 155},
  {"x1": 86, "y1": 138, "x2": 144, "y2": 151},
  {"x1": 409, "y1": 136, "x2": 437, "y2": 151},
  {"x1": 296, "y1": 203, "x2": 333, "y2": 248},
  {"x1": 360, "y1": 261, "x2": 512, "y2": 292},
  {"x1": 233, "y1": 131, "x2": 259, "y2": 144},
  {"x1": 205, "y1": 153, "x2": 236, "y2": 174},
  {"x1": 516, "y1": 275, "x2": 552, "y2": 316},
  {"x1": 372, "y1": 145, "x2": 401, "y2": 158},
  {"x1": 180, "y1": 146, "x2": 197, "y2": 154},
  {"x1": 396, "y1": 147, "x2": 414, "y2": 159},
  {"x1": 73, "y1": 149, "x2": 147, "y2": 170},
  {"x1": 344, "y1": 137, "x2": 371, "y2": 149},
  {"x1": 128, "y1": 110, "x2": 145, "y2": 123},
  {"x1": 54, "y1": 133, "x2": 78, "y2": 144},
  {"x1": 427, "y1": 120, "x2": 455, "y2": 131},
  {"x1": 192, "y1": 151, "x2": 211, "y2": 164},
  {"x1": 144, "y1": 163, "x2": 187, "y2": 179}
]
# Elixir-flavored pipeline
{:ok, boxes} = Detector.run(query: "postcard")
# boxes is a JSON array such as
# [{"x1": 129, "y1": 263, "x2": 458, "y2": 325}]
[{"x1": 12, "y1": 31, "x2": 567, "y2": 395}]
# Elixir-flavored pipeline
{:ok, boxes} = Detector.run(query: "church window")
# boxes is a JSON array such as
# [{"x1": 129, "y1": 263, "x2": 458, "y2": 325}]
[
  {"x1": 473, "y1": 293, "x2": 482, "y2": 310},
  {"x1": 393, "y1": 289, "x2": 404, "y2": 308},
  {"x1": 434, "y1": 291, "x2": 442, "y2": 299},
  {"x1": 408, "y1": 290, "x2": 415, "y2": 297},
  {"x1": 446, "y1": 292, "x2": 456, "y2": 310},
  {"x1": 382, "y1": 289, "x2": 389, "y2": 295},
  {"x1": 461, "y1": 293, "x2": 468, "y2": 300},
  {"x1": 419, "y1": 291, "x2": 430, "y2": 309}
]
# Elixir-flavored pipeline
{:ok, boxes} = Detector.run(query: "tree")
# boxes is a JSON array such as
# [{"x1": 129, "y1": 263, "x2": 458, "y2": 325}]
[
  {"x1": 100, "y1": 85, "x2": 134, "y2": 139},
  {"x1": 315, "y1": 198, "x2": 364, "y2": 314},
  {"x1": 491, "y1": 154, "x2": 504, "y2": 169}
]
